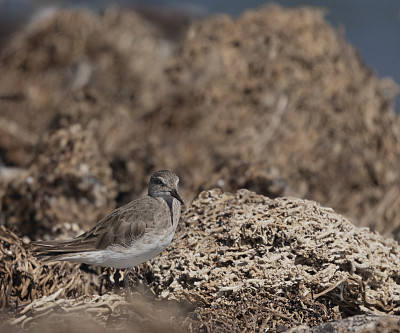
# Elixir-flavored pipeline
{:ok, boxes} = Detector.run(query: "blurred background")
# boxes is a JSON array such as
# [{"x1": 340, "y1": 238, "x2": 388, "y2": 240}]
[
  {"x1": 1, "y1": 0, "x2": 400, "y2": 110},
  {"x1": 1, "y1": 0, "x2": 400, "y2": 239},
  {"x1": 1, "y1": 1, "x2": 400, "y2": 329}
]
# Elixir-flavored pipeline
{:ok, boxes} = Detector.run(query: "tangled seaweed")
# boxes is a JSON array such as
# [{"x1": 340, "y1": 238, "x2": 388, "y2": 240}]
[
  {"x1": 146, "y1": 189, "x2": 400, "y2": 331},
  {"x1": 0, "y1": 226, "x2": 96, "y2": 310}
]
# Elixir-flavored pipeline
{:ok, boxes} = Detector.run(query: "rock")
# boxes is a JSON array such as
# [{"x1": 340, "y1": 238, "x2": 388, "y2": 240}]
[{"x1": 288, "y1": 314, "x2": 400, "y2": 333}]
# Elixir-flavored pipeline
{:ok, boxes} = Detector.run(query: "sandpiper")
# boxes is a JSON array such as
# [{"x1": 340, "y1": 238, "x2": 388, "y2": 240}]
[{"x1": 32, "y1": 170, "x2": 184, "y2": 291}]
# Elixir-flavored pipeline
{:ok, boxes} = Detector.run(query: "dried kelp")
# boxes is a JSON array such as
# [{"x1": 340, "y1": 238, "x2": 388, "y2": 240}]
[
  {"x1": 0, "y1": 225, "x2": 96, "y2": 310},
  {"x1": 4, "y1": 189, "x2": 400, "y2": 331},
  {"x1": 1, "y1": 5, "x2": 400, "y2": 240},
  {"x1": 6, "y1": 291, "x2": 183, "y2": 333},
  {"x1": 0, "y1": 124, "x2": 117, "y2": 238},
  {"x1": 0, "y1": 227, "x2": 184, "y2": 333},
  {"x1": 145, "y1": 189, "x2": 400, "y2": 331},
  {"x1": 1, "y1": 4, "x2": 400, "y2": 332}
]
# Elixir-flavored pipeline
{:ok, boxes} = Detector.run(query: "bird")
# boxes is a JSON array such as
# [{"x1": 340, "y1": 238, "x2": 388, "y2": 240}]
[{"x1": 31, "y1": 170, "x2": 184, "y2": 292}]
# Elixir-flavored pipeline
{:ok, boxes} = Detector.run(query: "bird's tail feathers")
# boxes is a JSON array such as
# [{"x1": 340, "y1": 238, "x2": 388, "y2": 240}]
[{"x1": 31, "y1": 239, "x2": 90, "y2": 263}]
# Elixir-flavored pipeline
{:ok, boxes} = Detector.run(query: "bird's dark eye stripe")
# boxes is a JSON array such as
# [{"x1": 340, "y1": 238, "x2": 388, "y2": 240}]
[{"x1": 154, "y1": 178, "x2": 165, "y2": 185}]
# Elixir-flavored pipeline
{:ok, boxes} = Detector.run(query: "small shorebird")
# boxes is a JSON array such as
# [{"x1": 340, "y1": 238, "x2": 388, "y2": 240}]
[{"x1": 32, "y1": 170, "x2": 184, "y2": 292}]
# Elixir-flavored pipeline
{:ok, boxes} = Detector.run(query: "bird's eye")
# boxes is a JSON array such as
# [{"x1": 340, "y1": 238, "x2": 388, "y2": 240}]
[{"x1": 154, "y1": 178, "x2": 165, "y2": 185}]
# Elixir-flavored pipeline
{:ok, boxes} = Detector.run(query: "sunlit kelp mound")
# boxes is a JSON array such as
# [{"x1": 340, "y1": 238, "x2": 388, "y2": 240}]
[{"x1": 146, "y1": 189, "x2": 400, "y2": 331}]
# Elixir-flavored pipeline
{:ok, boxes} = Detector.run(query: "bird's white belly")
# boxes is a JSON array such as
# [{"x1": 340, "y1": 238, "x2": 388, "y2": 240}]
[{"x1": 61, "y1": 232, "x2": 175, "y2": 269}]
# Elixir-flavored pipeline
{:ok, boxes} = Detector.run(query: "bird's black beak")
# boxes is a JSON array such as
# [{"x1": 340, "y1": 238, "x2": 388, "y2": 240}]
[{"x1": 170, "y1": 189, "x2": 184, "y2": 205}]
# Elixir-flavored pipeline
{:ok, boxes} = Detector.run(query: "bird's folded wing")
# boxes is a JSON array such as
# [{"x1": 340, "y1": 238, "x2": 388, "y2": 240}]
[
  {"x1": 32, "y1": 204, "x2": 151, "y2": 254},
  {"x1": 92, "y1": 209, "x2": 148, "y2": 249}
]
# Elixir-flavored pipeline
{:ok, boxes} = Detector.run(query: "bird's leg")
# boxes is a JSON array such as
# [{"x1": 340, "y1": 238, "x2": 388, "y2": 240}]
[
  {"x1": 134, "y1": 267, "x2": 148, "y2": 296},
  {"x1": 124, "y1": 267, "x2": 132, "y2": 291},
  {"x1": 114, "y1": 269, "x2": 123, "y2": 288},
  {"x1": 99, "y1": 275, "x2": 105, "y2": 296},
  {"x1": 98, "y1": 269, "x2": 109, "y2": 295}
]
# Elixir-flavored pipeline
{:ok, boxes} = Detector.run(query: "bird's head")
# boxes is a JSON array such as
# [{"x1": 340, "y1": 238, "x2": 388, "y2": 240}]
[{"x1": 148, "y1": 170, "x2": 184, "y2": 205}]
